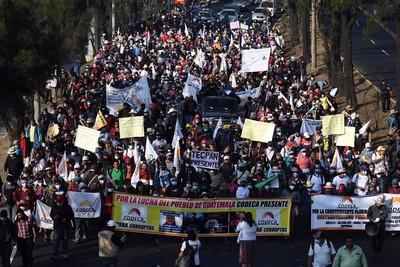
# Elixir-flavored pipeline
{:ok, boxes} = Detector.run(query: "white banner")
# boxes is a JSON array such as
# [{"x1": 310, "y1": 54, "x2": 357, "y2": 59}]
[
  {"x1": 106, "y1": 76, "x2": 152, "y2": 113},
  {"x1": 74, "y1": 125, "x2": 100, "y2": 153},
  {"x1": 35, "y1": 200, "x2": 53, "y2": 230},
  {"x1": 190, "y1": 150, "x2": 220, "y2": 170},
  {"x1": 68, "y1": 192, "x2": 102, "y2": 218},
  {"x1": 236, "y1": 87, "x2": 260, "y2": 100},
  {"x1": 241, "y1": 48, "x2": 271, "y2": 73},
  {"x1": 311, "y1": 194, "x2": 400, "y2": 231}
]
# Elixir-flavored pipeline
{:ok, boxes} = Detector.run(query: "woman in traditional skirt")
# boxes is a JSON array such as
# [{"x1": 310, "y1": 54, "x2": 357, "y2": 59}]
[{"x1": 236, "y1": 212, "x2": 257, "y2": 267}]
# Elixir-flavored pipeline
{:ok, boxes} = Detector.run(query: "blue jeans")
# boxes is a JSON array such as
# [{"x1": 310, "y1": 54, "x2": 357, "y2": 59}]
[
  {"x1": 74, "y1": 218, "x2": 88, "y2": 241},
  {"x1": 102, "y1": 257, "x2": 117, "y2": 267}
]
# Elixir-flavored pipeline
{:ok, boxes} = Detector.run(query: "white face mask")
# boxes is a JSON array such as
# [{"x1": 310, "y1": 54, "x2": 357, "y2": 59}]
[
  {"x1": 99, "y1": 180, "x2": 105, "y2": 184},
  {"x1": 289, "y1": 185, "x2": 295, "y2": 190},
  {"x1": 55, "y1": 185, "x2": 60, "y2": 189}
]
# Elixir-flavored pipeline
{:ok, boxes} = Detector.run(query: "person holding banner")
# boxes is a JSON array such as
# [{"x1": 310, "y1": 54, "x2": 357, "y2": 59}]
[{"x1": 367, "y1": 195, "x2": 388, "y2": 257}]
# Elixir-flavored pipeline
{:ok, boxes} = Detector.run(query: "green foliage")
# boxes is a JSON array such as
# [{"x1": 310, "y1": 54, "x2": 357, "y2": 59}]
[{"x1": 0, "y1": 0, "x2": 92, "y2": 137}]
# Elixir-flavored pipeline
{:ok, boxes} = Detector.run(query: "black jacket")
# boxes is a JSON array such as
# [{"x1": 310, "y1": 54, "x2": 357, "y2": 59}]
[{"x1": 0, "y1": 218, "x2": 15, "y2": 245}]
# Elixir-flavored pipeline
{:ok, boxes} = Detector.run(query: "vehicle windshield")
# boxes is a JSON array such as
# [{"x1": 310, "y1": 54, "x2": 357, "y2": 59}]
[
  {"x1": 254, "y1": 8, "x2": 264, "y2": 13},
  {"x1": 223, "y1": 10, "x2": 236, "y2": 15},
  {"x1": 261, "y1": 2, "x2": 273, "y2": 8}
]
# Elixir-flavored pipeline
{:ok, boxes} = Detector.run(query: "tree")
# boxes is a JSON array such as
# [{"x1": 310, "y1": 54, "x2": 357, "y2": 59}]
[
  {"x1": 0, "y1": 0, "x2": 92, "y2": 141},
  {"x1": 288, "y1": 0, "x2": 299, "y2": 48},
  {"x1": 298, "y1": 0, "x2": 311, "y2": 64}
]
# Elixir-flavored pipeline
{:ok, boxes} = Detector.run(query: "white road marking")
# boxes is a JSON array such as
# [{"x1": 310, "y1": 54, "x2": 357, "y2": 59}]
[
  {"x1": 381, "y1": 49, "x2": 389, "y2": 56},
  {"x1": 370, "y1": 39, "x2": 376, "y2": 45}
]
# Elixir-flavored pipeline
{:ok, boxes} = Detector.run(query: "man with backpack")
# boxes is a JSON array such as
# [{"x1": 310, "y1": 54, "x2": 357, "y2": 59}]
[
  {"x1": 176, "y1": 231, "x2": 200, "y2": 267},
  {"x1": 307, "y1": 231, "x2": 336, "y2": 267}
]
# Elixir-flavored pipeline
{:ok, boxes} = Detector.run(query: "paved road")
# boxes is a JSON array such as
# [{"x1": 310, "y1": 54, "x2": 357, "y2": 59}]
[
  {"x1": 352, "y1": 10, "x2": 396, "y2": 88},
  {"x1": 12, "y1": 228, "x2": 400, "y2": 267}
]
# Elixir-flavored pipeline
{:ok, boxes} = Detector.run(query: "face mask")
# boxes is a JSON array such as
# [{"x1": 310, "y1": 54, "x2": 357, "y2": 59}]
[
  {"x1": 257, "y1": 164, "x2": 262, "y2": 167},
  {"x1": 369, "y1": 168, "x2": 374, "y2": 172},
  {"x1": 20, "y1": 206, "x2": 26, "y2": 211},
  {"x1": 289, "y1": 185, "x2": 295, "y2": 190},
  {"x1": 293, "y1": 173, "x2": 299, "y2": 177},
  {"x1": 107, "y1": 188, "x2": 113, "y2": 192},
  {"x1": 302, "y1": 152, "x2": 306, "y2": 156},
  {"x1": 171, "y1": 181, "x2": 178, "y2": 186},
  {"x1": 38, "y1": 183, "x2": 43, "y2": 187},
  {"x1": 185, "y1": 163, "x2": 190, "y2": 167},
  {"x1": 55, "y1": 185, "x2": 60, "y2": 189},
  {"x1": 99, "y1": 180, "x2": 105, "y2": 184},
  {"x1": 377, "y1": 174, "x2": 382, "y2": 178},
  {"x1": 21, "y1": 183, "x2": 27, "y2": 187}
]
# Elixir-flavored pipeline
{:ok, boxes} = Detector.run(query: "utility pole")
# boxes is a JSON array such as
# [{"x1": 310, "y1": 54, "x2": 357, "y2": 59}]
[
  {"x1": 311, "y1": 0, "x2": 317, "y2": 71},
  {"x1": 111, "y1": 0, "x2": 116, "y2": 36}
]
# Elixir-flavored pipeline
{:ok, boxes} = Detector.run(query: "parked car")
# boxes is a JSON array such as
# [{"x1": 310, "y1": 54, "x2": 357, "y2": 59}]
[
  {"x1": 231, "y1": 0, "x2": 250, "y2": 12},
  {"x1": 251, "y1": 7, "x2": 268, "y2": 22},
  {"x1": 199, "y1": 8, "x2": 214, "y2": 22},
  {"x1": 218, "y1": 8, "x2": 238, "y2": 21}
]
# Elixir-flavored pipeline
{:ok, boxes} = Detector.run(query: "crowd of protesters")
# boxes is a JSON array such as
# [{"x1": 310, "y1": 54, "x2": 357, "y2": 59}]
[{"x1": 0, "y1": 4, "x2": 398, "y2": 266}]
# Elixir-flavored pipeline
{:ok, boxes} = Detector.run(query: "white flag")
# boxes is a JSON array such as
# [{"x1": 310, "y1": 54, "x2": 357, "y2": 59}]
[
  {"x1": 220, "y1": 53, "x2": 227, "y2": 73},
  {"x1": 194, "y1": 49, "x2": 205, "y2": 68},
  {"x1": 230, "y1": 73, "x2": 237, "y2": 88},
  {"x1": 57, "y1": 152, "x2": 68, "y2": 181},
  {"x1": 213, "y1": 117, "x2": 223, "y2": 140},
  {"x1": 145, "y1": 136, "x2": 158, "y2": 162},
  {"x1": 183, "y1": 73, "x2": 202, "y2": 102},
  {"x1": 359, "y1": 120, "x2": 370, "y2": 135},
  {"x1": 331, "y1": 148, "x2": 343, "y2": 171},
  {"x1": 237, "y1": 117, "x2": 244, "y2": 128},
  {"x1": 173, "y1": 137, "x2": 181, "y2": 175},
  {"x1": 229, "y1": 34, "x2": 234, "y2": 49},
  {"x1": 131, "y1": 143, "x2": 141, "y2": 187},
  {"x1": 35, "y1": 200, "x2": 53, "y2": 230},
  {"x1": 172, "y1": 119, "x2": 184, "y2": 148},
  {"x1": 241, "y1": 48, "x2": 271, "y2": 73},
  {"x1": 184, "y1": 23, "x2": 189, "y2": 37}
]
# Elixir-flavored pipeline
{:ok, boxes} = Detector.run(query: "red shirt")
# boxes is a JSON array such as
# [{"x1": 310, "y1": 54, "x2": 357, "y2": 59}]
[{"x1": 15, "y1": 218, "x2": 35, "y2": 239}]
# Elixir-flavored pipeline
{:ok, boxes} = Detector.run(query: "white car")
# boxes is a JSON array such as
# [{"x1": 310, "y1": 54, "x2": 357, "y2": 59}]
[
  {"x1": 251, "y1": 7, "x2": 268, "y2": 22},
  {"x1": 259, "y1": 0, "x2": 275, "y2": 17},
  {"x1": 219, "y1": 9, "x2": 238, "y2": 21}
]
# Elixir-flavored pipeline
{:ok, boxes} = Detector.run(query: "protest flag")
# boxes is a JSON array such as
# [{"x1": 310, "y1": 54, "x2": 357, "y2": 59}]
[
  {"x1": 131, "y1": 143, "x2": 141, "y2": 187},
  {"x1": 172, "y1": 119, "x2": 184, "y2": 149},
  {"x1": 94, "y1": 110, "x2": 107, "y2": 130},
  {"x1": 57, "y1": 152, "x2": 68, "y2": 181},
  {"x1": 173, "y1": 136, "x2": 181, "y2": 175},
  {"x1": 359, "y1": 120, "x2": 370, "y2": 135},
  {"x1": 237, "y1": 116, "x2": 244, "y2": 128},
  {"x1": 184, "y1": 23, "x2": 189, "y2": 37},
  {"x1": 213, "y1": 117, "x2": 223, "y2": 141},
  {"x1": 145, "y1": 136, "x2": 158, "y2": 162}
]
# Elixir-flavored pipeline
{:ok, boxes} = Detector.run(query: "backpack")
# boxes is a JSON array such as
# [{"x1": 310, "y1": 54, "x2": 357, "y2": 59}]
[
  {"x1": 310, "y1": 239, "x2": 334, "y2": 262},
  {"x1": 176, "y1": 241, "x2": 195, "y2": 267}
]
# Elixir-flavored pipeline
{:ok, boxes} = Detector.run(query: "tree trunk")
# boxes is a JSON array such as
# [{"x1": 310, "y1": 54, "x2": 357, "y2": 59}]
[
  {"x1": 328, "y1": 10, "x2": 343, "y2": 94},
  {"x1": 288, "y1": 0, "x2": 299, "y2": 48},
  {"x1": 341, "y1": 7, "x2": 357, "y2": 107},
  {"x1": 318, "y1": 4, "x2": 333, "y2": 85},
  {"x1": 301, "y1": 5, "x2": 310, "y2": 64},
  {"x1": 396, "y1": 12, "x2": 400, "y2": 110}
]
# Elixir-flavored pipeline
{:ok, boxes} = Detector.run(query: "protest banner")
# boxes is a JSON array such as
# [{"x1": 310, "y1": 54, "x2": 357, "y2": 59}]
[
  {"x1": 311, "y1": 194, "x2": 400, "y2": 231},
  {"x1": 35, "y1": 200, "x2": 53, "y2": 230},
  {"x1": 300, "y1": 119, "x2": 322, "y2": 135},
  {"x1": 335, "y1": 126, "x2": 356, "y2": 147},
  {"x1": 241, "y1": 119, "x2": 275, "y2": 143},
  {"x1": 68, "y1": 191, "x2": 102, "y2": 218},
  {"x1": 229, "y1": 21, "x2": 239, "y2": 30},
  {"x1": 321, "y1": 114, "x2": 345, "y2": 135},
  {"x1": 106, "y1": 77, "x2": 152, "y2": 113},
  {"x1": 112, "y1": 193, "x2": 292, "y2": 237},
  {"x1": 74, "y1": 125, "x2": 100, "y2": 153},
  {"x1": 190, "y1": 150, "x2": 220, "y2": 170},
  {"x1": 241, "y1": 48, "x2": 271, "y2": 73},
  {"x1": 240, "y1": 23, "x2": 249, "y2": 30},
  {"x1": 119, "y1": 116, "x2": 144, "y2": 138}
]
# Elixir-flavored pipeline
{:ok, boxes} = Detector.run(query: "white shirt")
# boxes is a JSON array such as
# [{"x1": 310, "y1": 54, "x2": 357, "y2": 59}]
[
  {"x1": 352, "y1": 173, "x2": 369, "y2": 196},
  {"x1": 236, "y1": 221, "x2": 257, "y2": 241},
  {"x1": 236, "y1": 186, "x2": 250, "y2": 199},
  {"x1": 308, "y1": 240, "x2": 336, "y2": 267},
  {"x1": 310, "y1": 174, "x2": 325, "y2": 193},
  {"x1": 332, "y1": 175, "x2": 350, "y2": 190},
  {"x1": 180, "y1": 240, "x2": 201, "y2": 265}
]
